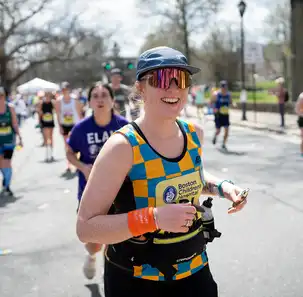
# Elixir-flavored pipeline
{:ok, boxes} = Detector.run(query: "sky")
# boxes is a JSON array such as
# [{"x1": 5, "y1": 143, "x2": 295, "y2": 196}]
[
  {"x1": 80, "y1": 0, "x2": 272, "y2": 57},
  {"x1": 31, "y1": 0, "x2": 281, "y2": 57}
]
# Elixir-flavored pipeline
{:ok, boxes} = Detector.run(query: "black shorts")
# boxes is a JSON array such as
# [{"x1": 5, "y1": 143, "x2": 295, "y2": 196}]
[
  {"x1": 215, "y1": 114, "x2": 230, "y2": 129},
  {"x1": 298, "y1": 117, "x2": 303, "y2": 128},
  {"x1": 41, "y1": 121, "x2": 55, "y2": 128},
  {"x1": 104, "y1": 259, "x2": 218, "y2": 297},
  {"x1": 61, "y1": 125, "x2": 74, "y2": 136}
]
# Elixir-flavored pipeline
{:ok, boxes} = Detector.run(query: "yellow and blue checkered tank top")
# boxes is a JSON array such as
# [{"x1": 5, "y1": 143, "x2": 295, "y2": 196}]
[{"x1": 107, "y1": 119, "x2": 209, "y2": 281}]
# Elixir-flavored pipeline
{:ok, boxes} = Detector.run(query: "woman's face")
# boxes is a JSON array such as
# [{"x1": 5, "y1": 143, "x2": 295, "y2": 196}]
[
  {"x1": 45, "y1": 93, "x2": 52, "y2": 102},
  {"x1": 89, "y1": 86, "x2": 114, "y2": 115},
  {"x1": 141, "y1": 68, "x2": 189, "y2": 120}
]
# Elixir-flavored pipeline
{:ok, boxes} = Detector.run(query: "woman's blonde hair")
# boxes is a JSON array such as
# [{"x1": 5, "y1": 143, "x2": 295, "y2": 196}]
[
  {"x1": 275, "y1": 77, "x2": 285, "y2": 84},
  {"x1": 128, "y1": 81, "x2": 143, "y2": 104}
]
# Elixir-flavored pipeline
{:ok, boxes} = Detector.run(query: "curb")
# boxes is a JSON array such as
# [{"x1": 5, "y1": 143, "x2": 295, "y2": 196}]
[{"x1": 231, "y1": 122, "x2": 300, "y2": 137}]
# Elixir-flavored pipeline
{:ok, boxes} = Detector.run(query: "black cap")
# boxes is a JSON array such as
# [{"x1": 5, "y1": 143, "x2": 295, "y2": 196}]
[
  {"x1": 61, "y1": 81, "x2": 70, "y2": 89},
  {"x1": 110, "y1": 68, "x2": 122, "y2": 76},
  {"x1": 220, "y1": 80, "x2": 227, "y2": 87}
]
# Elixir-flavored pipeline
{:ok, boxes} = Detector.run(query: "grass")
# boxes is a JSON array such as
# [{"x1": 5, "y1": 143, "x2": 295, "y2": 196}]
[
  {"x1": 201, "y1": 80, "x2": 279, "y2": 103},
  {"x1": 204, "y1": 90, "x2": 277, "y2": 103},
  {"x1": 256, "y1": 81, "x2": 277, "y2": 90},
  {"x1": 230, "y1": 91, "x2": 277, "y2": 103}
]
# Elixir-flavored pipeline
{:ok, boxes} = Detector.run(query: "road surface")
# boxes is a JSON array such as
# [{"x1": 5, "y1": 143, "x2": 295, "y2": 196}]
[{"x1": 0, "y1": 115, "x2": 302, "y2": 297}]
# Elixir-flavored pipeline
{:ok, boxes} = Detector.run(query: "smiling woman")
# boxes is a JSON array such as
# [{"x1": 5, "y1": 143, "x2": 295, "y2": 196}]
[{"x1": 76, "y1": 47, "x2": 249, "y2": 297}]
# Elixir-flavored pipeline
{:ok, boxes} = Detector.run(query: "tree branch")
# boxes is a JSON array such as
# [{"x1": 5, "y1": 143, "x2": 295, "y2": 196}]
[
  {"x1": 7, "y1": 37, "x2": 49, "y2": 58},
  {"x1": 10, "y1": 53, "x2": 88, "y2": 84},
  {"x1": 4, "y1": 0, "x2": 51, "y2": 40}
]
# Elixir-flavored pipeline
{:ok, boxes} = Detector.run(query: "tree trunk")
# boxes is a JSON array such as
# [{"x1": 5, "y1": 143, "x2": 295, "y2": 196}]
[
  {"x1": 0, "y1": 55, "x2": 10, "y2": 92},
  {"x1": 180, "y1": 2, "x2": 190, "y2": 63},
  {"x1": 291, "y1": 0, "x2": 303, "y2": 101}
]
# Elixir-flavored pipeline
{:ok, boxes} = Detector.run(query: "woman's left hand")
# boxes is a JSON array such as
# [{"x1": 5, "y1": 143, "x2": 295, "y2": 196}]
[{"x1": 221, "y1": 182, "x2": 248, "y2": 214}]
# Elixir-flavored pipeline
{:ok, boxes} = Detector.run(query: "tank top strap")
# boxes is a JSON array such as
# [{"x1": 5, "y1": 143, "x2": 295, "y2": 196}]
[
  {"x1": 177, "y1": 119, "x2": 202, "y2": 152},
  {"x1": 115, "y1": 123, "x2": 146, "y2": 147}
]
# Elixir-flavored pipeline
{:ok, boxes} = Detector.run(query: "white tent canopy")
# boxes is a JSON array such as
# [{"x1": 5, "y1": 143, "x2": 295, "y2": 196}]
[{"x1": 17, "y1": 78, "x2": 60, "y2": 94}]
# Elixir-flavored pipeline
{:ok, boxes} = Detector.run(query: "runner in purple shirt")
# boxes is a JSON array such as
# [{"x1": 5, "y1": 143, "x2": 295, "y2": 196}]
[{"x1": 66, "y1": 82, "x2": 128, "y2": 280}]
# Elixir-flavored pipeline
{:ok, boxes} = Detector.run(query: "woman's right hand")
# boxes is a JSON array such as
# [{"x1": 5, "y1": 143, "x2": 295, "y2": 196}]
[
  {"x1": 156, "y1": 203, "x2": 197, "y2": 233},
  {"x1": 81, "y1": 164, "x2": 93, "y2": 181}
]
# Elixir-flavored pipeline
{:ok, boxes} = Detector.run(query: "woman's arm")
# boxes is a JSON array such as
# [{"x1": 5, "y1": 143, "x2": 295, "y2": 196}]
[
  {"x1": 36, "y1": 100, "x2": 43, "y2": 118},
  {"x1": 295, "y1": 96, "x2": 303, "y2": 115},
  {"x1": 75, "y1": 99, "x2": 84, "y2": 119},
  {"x1": 9, "y1": 105, "x2": 23, "y2": 145},
  {"x1": 53, "y1": 100, "x2": 62, "y2": 127},
  {"x1": 194, "y1": 123, "x2": 247, "y2": 212},
  {"x1": 76, "y1": 133, "x2": 134, "y2": 244},
  {"x1": 66, "y1": 144, "x2": 88, "y2": 174}
]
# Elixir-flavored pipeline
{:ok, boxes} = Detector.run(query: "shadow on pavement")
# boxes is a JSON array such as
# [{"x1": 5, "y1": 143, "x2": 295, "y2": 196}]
[
  {"x1": 85, "y1": 284, "x2": 103, "y2": 297},
  {"x1": 38, "y1": 158, "x2": 64, "y2": 164},
  {"x1": 217, "y1": 148, "x2": 247, "y2": 156},
  {"x1": 60, "y1": 170, "x2": 77, "y2": 180},
  {"x1": 0, "y1": 193, "x2": 22, "y2": 208}
]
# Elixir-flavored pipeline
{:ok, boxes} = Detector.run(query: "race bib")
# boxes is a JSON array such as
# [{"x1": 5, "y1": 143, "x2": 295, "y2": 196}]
[
  {"x1": 219, "y1": 106, "x2": 229, "y2": 114},
  {"x1": 42, "y1": 113, "x2": 53, "y2": 122},
  {"x1": 154, "y1": 171, "x2": 204, "y2": 244},
  {"x1": 63, "y1": 113, "x2": 74, "y2": 125},
  {"x1": 0, "y1": 126, "x2": 12, "y2": 135}
]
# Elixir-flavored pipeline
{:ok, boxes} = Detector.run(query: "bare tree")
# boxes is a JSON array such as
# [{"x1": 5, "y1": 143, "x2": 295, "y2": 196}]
[
  {"x1": 33, "y1": 33, "x2": 108, "y2": 87},
  {"x1": 139, "y1": 19, "x2": 241, "y2": 85},
  {"x1": 265, "y1": 0, "x2": 290, "y2": 42},
  {"x1": 138, "y1": 0, "x2": 222, "y2": 63},
  {"x1": 139, "y1": 21, "x2": 186, "y2": 54},
  {"x1": 201, "y1": 24, "x2": 240, "y2": 86},
  {"x1": 264, "y1": 0, "x2": 291, "y2": 87},
  {"x1": 0, "y1": 0, "x2": 108, "y2": 91},
  {"x1": 290, "y1": 0, "x2": 303, "y2": 101}
]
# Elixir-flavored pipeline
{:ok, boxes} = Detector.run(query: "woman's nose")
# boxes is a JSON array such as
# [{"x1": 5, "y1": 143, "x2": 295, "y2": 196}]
[{"x1": 167, "y1": 79, "x2": 178, "y2": 90}]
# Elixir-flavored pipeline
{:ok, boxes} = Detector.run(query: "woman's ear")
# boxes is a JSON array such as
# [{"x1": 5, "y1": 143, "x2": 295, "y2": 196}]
[{"x1": 135, "y1": 81, "x2": 144, "y2": 94}]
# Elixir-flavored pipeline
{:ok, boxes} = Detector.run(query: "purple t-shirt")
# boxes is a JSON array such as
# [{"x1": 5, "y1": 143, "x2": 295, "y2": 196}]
[{"x1": 67, "y1": 114, "x2": 128, "y2": 201}]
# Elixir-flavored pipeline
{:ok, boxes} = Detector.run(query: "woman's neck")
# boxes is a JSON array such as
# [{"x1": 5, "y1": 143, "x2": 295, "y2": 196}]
[
  {"x1": 138, "y1": 113, "x2": 179, "y2": 140},
  {"x1": 93, "y1": 111, "x2": 112, "y2": 127},
  {"x1": 0, "y1": 100, "x2": 6, "y2": 111},
  {"x1": 63, "y1": 94, "x2": 70, "y2": 102},
  {"x1": 111, "y1": 83, "x2": 120, "y2": 90}
]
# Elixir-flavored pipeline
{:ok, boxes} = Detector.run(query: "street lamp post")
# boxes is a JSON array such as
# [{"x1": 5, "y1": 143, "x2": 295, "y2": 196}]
[{"x1": 238, "y1": 0, "x2": 247, "y2": 121}]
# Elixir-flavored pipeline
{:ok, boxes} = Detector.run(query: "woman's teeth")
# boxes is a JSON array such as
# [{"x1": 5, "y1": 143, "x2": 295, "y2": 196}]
[{"x1": 161, "y1": 97, "x2": 180, "y2": 104}]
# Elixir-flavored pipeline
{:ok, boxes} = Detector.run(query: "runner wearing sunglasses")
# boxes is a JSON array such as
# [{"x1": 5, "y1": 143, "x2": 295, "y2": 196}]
[{"x1": 76, "y1": 47, "x2": 248, "y2": 297}]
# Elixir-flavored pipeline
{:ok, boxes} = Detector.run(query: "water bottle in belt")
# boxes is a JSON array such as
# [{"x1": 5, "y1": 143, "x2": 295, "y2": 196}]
[{"x1": 201, "y1": 197, "x2": 221, "y2": 243}]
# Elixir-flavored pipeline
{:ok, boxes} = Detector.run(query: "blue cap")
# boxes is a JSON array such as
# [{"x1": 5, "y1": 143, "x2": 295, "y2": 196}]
[{"x1": 136, "y1": 46, "x2": 201, "y2": 80}]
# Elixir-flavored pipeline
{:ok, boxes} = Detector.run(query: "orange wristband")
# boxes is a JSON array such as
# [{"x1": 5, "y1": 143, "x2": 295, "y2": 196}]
[{"x1": 127, "y1": 207, "x2": 158, "y2": 237}]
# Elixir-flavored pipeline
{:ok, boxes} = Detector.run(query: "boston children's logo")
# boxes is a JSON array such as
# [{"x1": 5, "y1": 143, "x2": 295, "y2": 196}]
[{"x1": 163, "y1": 186, "x2": 177, "y2": 203}]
